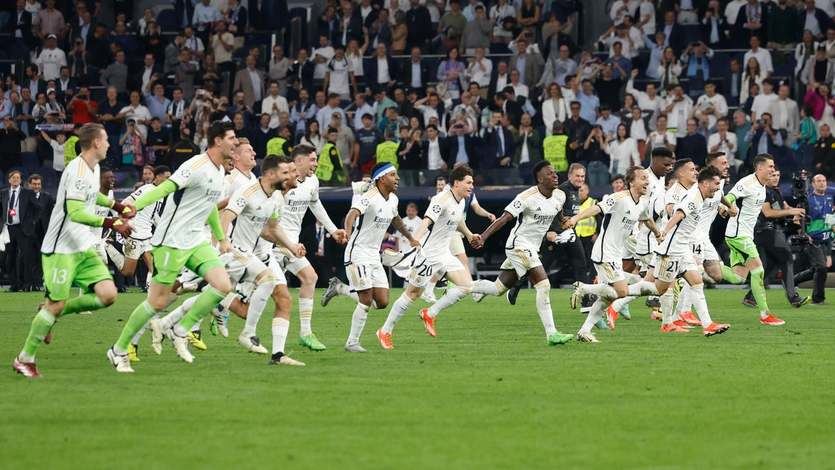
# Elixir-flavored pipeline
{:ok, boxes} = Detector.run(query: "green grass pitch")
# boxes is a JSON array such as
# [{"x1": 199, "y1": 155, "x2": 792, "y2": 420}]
[{"x1": 1, "y1": 288, "x2": 834, "y2": 469}]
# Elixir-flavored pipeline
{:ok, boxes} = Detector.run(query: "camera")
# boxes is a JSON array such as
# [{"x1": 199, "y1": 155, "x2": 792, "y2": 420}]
[
  {"x1": 127, "y1": 119, "x2": 136, "y2": 125},
  {"x1": 789, "y1": 170, "x2": 810, "y2": 245}
]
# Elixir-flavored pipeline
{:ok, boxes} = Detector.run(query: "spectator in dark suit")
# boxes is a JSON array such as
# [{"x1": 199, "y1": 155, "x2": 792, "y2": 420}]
[
  {"x1": 565, "y1": 100, "x2": 592, "y2": 163},
  {"x1": 225, "y1": 0, "x2": 248, "y2": 35},
  {"x1": 21, "y1": 65, "x2": 46, "y2": 99},
  {"x1": 481, "y1": 110, "x2": 516, "y2": 168},
  {"x1": 444, "y1": 120, "x2": 481, "y2": 169},
  {"x1": 0, "y1": 118, "x2": 25, "y2": 174},
  {"x1": 175, "y1": 0, "x2": 197, "y2": 28},
  {"x1": 405, "y1": 0, "x2": 433, "y2": 51},
  {"x1": 335, "y1": 0, "x2": 365, "y2": 47},
  {"x1": 658, "y1": 10, "x2": 685, "y2": 54},
  {"x1": 675, "y1": 118, "x2": 708, "y2": 166},
  {"x1": 0, "y1": 170, "x2": 30, "y2": 291},
  {"x1": 289, "y1": 48, "x2": 316, "y2": 95},
  {"x1": 7, "y1": 0, "x2": 35, "y2": 60},
  {"x1": 365, "y1": 44, "x2": 398, "y2": 93},
  {"x1": 495, "y1": 88, "x2": 522, "y2": 128},
  {"x1": 745, "y1": 112, "x2": 786, "y2": 162},
  {"x1": 21, "y1": 174, "x2": 53, "y2": 291},
  {"x1": 733, "y1": 0, "x2": 768, "y2": 47},
  {"x1": 401, "y1": 47, "x2": 430, "y2": 95}
]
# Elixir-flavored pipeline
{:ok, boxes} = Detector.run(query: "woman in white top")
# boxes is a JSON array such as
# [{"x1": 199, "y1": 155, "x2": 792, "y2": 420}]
[
  {"x1": 740, "y1": 57, "x2": 764, "y2": 104},
  {"x1": 657, "y1": 47, "x2": 682, "y2": 92},
  {"x1": 489, "y1": 0, "x2": 516, "y2": 42},
  {"x1": 299, "y1": 120, "x2": 325, "y2": 153},
  {"x1": 541, "y1": 83, "x2": 568, "y2": 135},
  {"x1": 608, "y1": 123, "x2": 641, "y2": 175}
]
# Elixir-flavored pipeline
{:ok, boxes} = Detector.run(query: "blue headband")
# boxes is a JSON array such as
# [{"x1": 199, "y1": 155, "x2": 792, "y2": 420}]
[{"x1": 372, "y1": 163, "x2": 396, "y2": 181}]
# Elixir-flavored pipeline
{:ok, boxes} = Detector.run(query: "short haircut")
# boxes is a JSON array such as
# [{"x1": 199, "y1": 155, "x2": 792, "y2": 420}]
[
  {"x1": 753, "y1": 154, "x2": 774, "y2": 168},
  {"x1": 261, "y1": 154, "x2": 285, "y2": 173},
  {"x1": 610, "y1": 173, "x2": 624, "y2": 184},
  {"x1": 672, "y1": 158, "x2": 693, "y2": 176},
  {"x1": 449, "y1": 164, "x2": 473, "y2": 183},
  {"x1": 154, "y1": 165, "x2": 172, "y2": 176},
  {"x1": 291, "y1": 145, "x2": 314, "y2": 159},
  {"x1": 207, "y1": 120, "x2": 235, "y2": 148},
  {"x1": 77, "y1": 122, "x2": 105, "y2": 150},
  {"x1": 532, "y1": 160, "x2": 552, "y2": 180},
  {"x1": 435, "y1": 175, "x2": 447, "y2": 184},
  {"x1": 568, "y1": 162, "x2": 586, "y2": 175},
  {"x1": 698, "y1": 166, "x2": 722, "y2": 182},
  {"x1": 236, "y1": 137, "x2": 250, "y2": 146},
  {"x1": 27, "y1": 173, "x2": 42, "y2": 183},
  {"x1": 651, "y1": 147, "x2": 674, "y2": 160}
]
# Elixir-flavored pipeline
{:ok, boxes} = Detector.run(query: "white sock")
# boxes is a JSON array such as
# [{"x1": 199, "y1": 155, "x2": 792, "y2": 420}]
[
  {"x1": 162, "y1": 295, "x2": 199, "y2": 330},
  {"x1": 660, "y1": 289, "x2": 675, "y2": 325},
  {"x1": 243, "y1": 282, "x2": 273, "y2": 337},
  {"x1": 144, "y1": 271, "x2": 152, "y2": 290},
  {"x1": 472, "y1": 279, "x2": 506, "y2": 296},
  {"x1": 220, "y1": 292, "x2": 237, "y2": 309},
  {"x1": 105, "y1": 243, "x2": 125, "y2": 270},
  {"x1": 427, "y1": 286, "x2": 467, "y2": 318},
  {"x1": 381, "y1": 293, "x2": 413, "y2": 333},
  {"x1": 534, "y1": 280, "x2": 557, "y2": 337},
  {"x1": 623, "y1": 272, "x2": 643, "y2": 283},
  {"x1": 627, "y1": 280, "x2": 657, "y2": 296},
  {"x1": 580, "y1": 282, "x2": 619, "y2": 301},
  {"x1": 271, "y1": 317, "x2": 290, "y2": 354},
  {"x1": 690, "y1": 284, "x2": 713, "y2": 327},
  {"x1": 611, "y1": 295, "x2": 635, "y2": 313},
  {"x1": 191, "y1": 319, "x2": 202, "y2": 333},
  {"x1": 579, "y1": 299, "x2": 605, "y2": 334},
  {"x1": 424, "y1": 279, "x2": 438, "y2": 295},
  {"x1": 347, "y1": 302, "x2": 370, "y2": 344},
  {"x1": 298, "y1": 297, "x2": 313, "y2": 336},
  {"x1": 674, "y1": 283, "x2": 693, "y2": 317},
  {"x1": 131, "y1": 314, "x2": 157, "y2": 345},
  {"x1": 335, "y1": 281, "x2": 352, "y2": 296}
]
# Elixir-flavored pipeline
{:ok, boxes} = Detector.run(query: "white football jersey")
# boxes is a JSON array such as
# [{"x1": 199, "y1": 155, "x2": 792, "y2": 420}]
[
  {"x1": 224, "y1": 168, "x2": 257, "y2": 199},
  {"x1": 725, "y1": 174, "x2": 766, "y2": 239},
  {"x1": 280, "y1": 175, "x2": 321, "y2": 243},
  {"x1": 226, "y1": 180, "x2": 283, "y2": 258},
  {"x1": 152, "y1": 153, "x2": 225, "y2": 249},
  {"x1": 504, "y1": 186, "x2": 566, "y2": 252},
  {"x1": 635, "y1": 168, "x2": 666, "y2": 255},
  {"x1": 697, "y1": 178, "x2": 724, "y2": 241},
  {"x1": 125, "y1": 184, "x2": 158, "y2": 240},
  {"x1": 592, "y1": 191, "x2": 650, "y2": 263},
  {"x1": 42, "y1": 157, "x2": 102, "y2": 254},
  {"x1": 421, "y1": 188, "x2": 466, "y2": 259},
  {"x1": 657, "y1": 184, "x2": 705, "y2": 257},
  {"x1": 664, "y1": 182, "x2": 690, "y2": 212},
  {"x1": 344, "y1": 185, "x2": 399, "y2": 264},
  {"x1": 95, "y1": 189, "x2": 115, "y2": 239}
]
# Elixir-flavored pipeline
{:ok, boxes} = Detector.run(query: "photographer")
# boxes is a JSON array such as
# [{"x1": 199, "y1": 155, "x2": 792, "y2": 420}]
[
  {"x1": 794, "y1": 174, "x2": 834, "y2": 304},
  {"x1": 743, "y1": 169, "x2": 809, "y2": 307}
]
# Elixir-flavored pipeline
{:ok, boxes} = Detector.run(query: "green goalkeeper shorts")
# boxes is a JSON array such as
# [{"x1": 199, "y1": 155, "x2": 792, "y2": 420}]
[
  {"x1": 42, "y1": 249, "x2": 112, "y2": 301},
  {"x1": 725, "y1": 236, "x2": 760, "y2": 267},
  {"x1": 151, "y1": 242, "x2": 224, "y2": 285}
]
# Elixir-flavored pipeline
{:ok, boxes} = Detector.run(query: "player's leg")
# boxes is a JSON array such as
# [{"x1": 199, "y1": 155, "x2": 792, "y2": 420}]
[
  {"x1": 421, "y1": 258, "x2": 473, "y2": 336},
  {"x1": 345, "y1": 263, "x2": 380, "y2": 352},
  {"x1": 683, "y1": 269, "x2": 730, "y2": 336},
  {"x1": 293, "y1": 262, "x2": 327, "y2": 351},
  {"x1": 472, "y1": 269, "x2": 517, "y2": 297},
  {"x1": 723, "y1": 237, "x2": 752, "y2": 282},
  {"x1": 420, "y1": 271, "x2": 441, "y2": 303},
  {"x1": 576, "y1": 270, "x2": 627, "y2": 343},
  {"x1": 239, "y1": 268, "x2": 276, "y2": 355},
  {"x1": 527, "y1": 266, "x2": 573, "y2": 345},
  {"x1": 269, "y1": 280, "x2": 305, "y2": 366}
]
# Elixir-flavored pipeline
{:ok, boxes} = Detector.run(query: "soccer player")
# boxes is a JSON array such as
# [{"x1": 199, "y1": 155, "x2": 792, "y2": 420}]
[
  {"x1": 108, "y1": 120, "x2": 237, "y2": 372},
  {"x1": 375, "y1": 165, "x2": 479, "y2": 348},
  {"x1": 565, "y1": 166, "x2": 661, "y2": 343},
  {"x1": 343, "y1": 162, "x2": 419, "y2": 352},
  {"x1": 721, "y1": 154, "x2": 790, "y2": 326},
  {"x1": 13, "y1": 123, "x2": 135, "y2": 378},
  {"x1": 653, "y1": 166, "x2": 731, "y2": 336},
  {"x1": 467, "y1": 161, "x2": 575, "y2": 345},
  {"x1": 276, "y1": 145, "x2": 347, "y2": 351}
]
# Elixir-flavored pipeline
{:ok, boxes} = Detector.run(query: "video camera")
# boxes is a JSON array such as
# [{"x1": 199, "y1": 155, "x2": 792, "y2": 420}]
[{"x1": 789, "y1": 169, "x2": 810, "y2": 246}]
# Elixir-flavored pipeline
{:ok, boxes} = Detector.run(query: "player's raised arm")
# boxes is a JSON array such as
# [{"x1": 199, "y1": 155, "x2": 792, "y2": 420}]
[
  {"x1": 132, "y1": 179, "x2": 178, "y2": 211},
  {"x1": 392, "y1": 215, "x2": 420, "y2": 247}
]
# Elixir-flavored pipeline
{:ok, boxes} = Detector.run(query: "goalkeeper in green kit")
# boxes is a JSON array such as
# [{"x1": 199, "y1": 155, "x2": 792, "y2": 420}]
[
  {"x1": 107, "y1": 121, "x2": 237, "y2": 373},
  {"x1": 13, "y1": 123, "x2": 136, "y2": 378}
]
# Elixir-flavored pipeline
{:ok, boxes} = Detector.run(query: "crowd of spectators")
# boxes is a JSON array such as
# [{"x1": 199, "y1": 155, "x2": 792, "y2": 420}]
[{"x1": 0, "y1": 0, "x2": 834, "y2": 191}]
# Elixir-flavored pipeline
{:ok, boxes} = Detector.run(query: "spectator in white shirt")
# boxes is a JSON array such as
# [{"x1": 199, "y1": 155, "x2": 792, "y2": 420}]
[
  {"x1": 424, "y1": 124, "x2": 447, "y2": 171},
  {"x1": 34, "y1": 34, "x2": 66, "y2": 81},
  {"x1": 596, "y1": 105, "x2": 622, "y2": 139},
  {"x1": 465, "y1": 47, "x2": 493, "y2": 89},
  {"x1": 694, "y1": 82, "x2": 728, "y2": 131},
  {"x1": 647, "y1": 114, "x2": 677, "y2": 152},
  {"x1": 192, "y1": 0, "x2": 222, "y2": 34},
  {"x1": 625, "y1": 69, "x2": 663, "y2": 129},
  {"x1": 609, "y1": 0, "x2": 640, "y2": 26},
  {"x1": 183, "y1": 26, "x2": 205, "y2": 57},
  {"x1": 542, "y1": 83, "x2": 569, "y2": 135},
  {"x1": 608, "y1": 122, "x2": 641, "y2": 175},
  {"x1": 261, "y1": 81, "x2": 289, "y2": 129},
  {"x1": 750, "y1": 78, "x2": 778, "y2": 122},
  {"x1": 538, "y1": 45, "x2": 577, "y2": 87},
  {"x1": 638, "y1": 0, "x2": 656, "y2": 39},
  {"x1": 767, "y1": 82, "x2": 800, "y2": 139},
  {"x1": 743, "y1": 36, "x2": 773, "y2": 76},
  {"x1": 663, "y1": 84, "x2": 693, "y2": 137},
  {"x1": 508, "y1": 69, "x2": 528, "y2": 98},
  {"x1": 707, "y1": 117, "x2": 738, "y2": 167},
  {"x1": 324, "y1": 46, "x2": 353, "y2": 101}
]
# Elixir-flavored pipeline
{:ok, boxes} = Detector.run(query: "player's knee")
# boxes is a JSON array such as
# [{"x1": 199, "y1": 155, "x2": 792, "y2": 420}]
[
  {"x1": 255, "y1": 271, "x2": 278, "y2": 290},
  {"x1": 456, "y1": 284, "x2": 472, "y2": 295},
  {"x1": 374, "y1": 298, "x2": 388, "y2": 309},
  {"x1": 97, "y1": 286, "x2": 118, "y2": 306},
  {"x1": 533, "y1": 279, "x2": 551, "y2": 291},
  {"x1": 613, "y1": 285, "x2": 628, "y2": 298}
]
